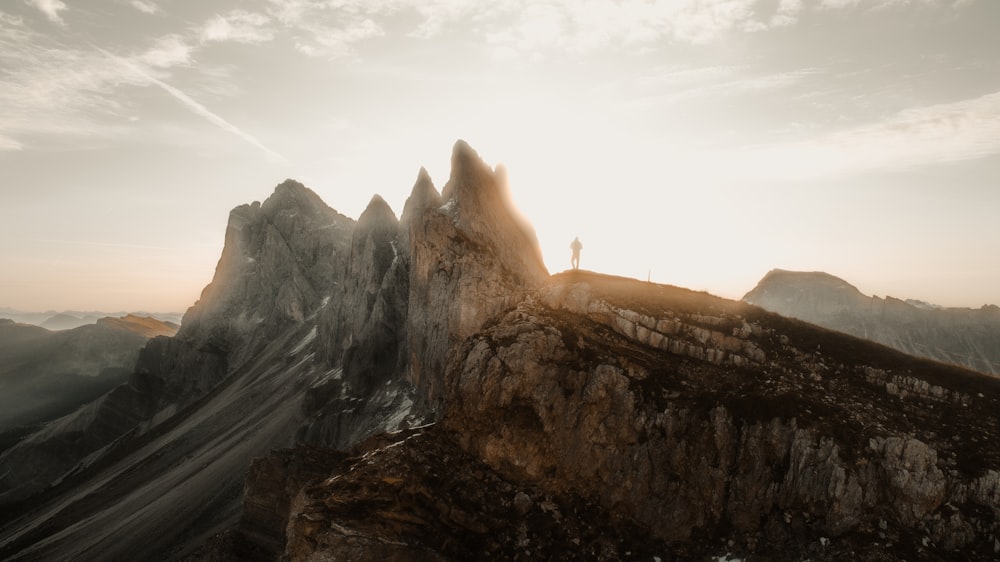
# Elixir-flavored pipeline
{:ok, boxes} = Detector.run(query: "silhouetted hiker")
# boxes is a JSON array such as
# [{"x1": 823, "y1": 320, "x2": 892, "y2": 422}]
[{"x1": 570, "y1": 237, "x2": 582, "y2": 270}]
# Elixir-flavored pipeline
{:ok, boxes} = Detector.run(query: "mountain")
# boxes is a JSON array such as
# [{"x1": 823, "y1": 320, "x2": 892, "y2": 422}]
[
  {"x1": 2, "y1": 143, "x2": 999, "y2": 561},
  {"x1": 743, "y1": 269, "x2": 1000, "y2": 376},
  {"x1": 97, "y1": 314, "x2": 180, "y2": 338},
  {"x1": 0, "y1": 310, "x2": 184, "y2": 329},
  {"x1": 39, "y1": 313, "x2": 90, "y2": 331},
  {"x1": 0, "y1": 316, "x2": 179, "y2": 448}
]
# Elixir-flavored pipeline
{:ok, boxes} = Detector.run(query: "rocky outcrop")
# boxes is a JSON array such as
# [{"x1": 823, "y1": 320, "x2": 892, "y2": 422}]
[
  {"x1": 406, "y1": 141, "x2": 548, "y2": 412},
  {"x1": 299, "y1": 193, "x2": 418, "y2": 449},
  {"x1": 744, "y1": 269, "x2": 1000, "y2": 376},
  {"x1": 180, "y1": 179, "x2": 354, "y2": 369},
  {"x1": 276, "y1": 270, "x2": 1000, "y2": 561},
  {"x1": 427, "y1": 272, "x2": 1000, "y2": 559},
  {"x1": 283, "y1": 426, "x2": 672, "y2": 562},
  {"x1": 239, "y1": 447, "x2": 348, "y2": 560}
]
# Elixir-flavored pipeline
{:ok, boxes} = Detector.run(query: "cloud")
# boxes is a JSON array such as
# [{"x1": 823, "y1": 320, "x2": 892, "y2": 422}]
[
  {"x1": 200, "y1": 10, "x2": 275, "y2": 44},
  {"x1": 235, "y1": 0, "x2": 979, "y2": 61},
  {"x1": 265, "y1": 0, "x2": 392, "y2": 57},
  {"x1": 0, "y1": 26, "x2": 143, "y2": 146},
  {"x1": 130, "y1": 0, "x2": 160, "y2": 15},
  {"x1": 733, "y1": 90, "x2": 1000, "y2": 180},
  {"x1": 99, "y1": 48, "x2": 289, "y2": 163},
  {"x1": 625, "y1": 66, "x2": 817, "y2": 109},
  {"x1": 771, "y1": 0, "x2": 804, "y2": 27},
  {"x1": 295, "y1": 18, "x2": 383, "y2": 57},
  {"x1": 0, "y1": 26, "x2": 255, "y2": 154},
  {"x1": 0, "y1": 134, "x2": 23, "y2": 151},
  {"x1": 27, "y1": 0, "x2": 67, "y2": 25},
  {"x1": 0, "y1": 11, "x2": 25, "y2": 27},
  {"x1": 819, "y1": 0, "x2": 861, "y2": 8},
  {"x1": 139, "y1": 35, "x2": 192, "y2": 68}
]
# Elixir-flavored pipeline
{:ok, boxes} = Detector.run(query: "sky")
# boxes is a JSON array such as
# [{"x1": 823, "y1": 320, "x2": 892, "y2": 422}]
[{"x1": 1, "y1": 0, "x2": 998, "y2": 313}]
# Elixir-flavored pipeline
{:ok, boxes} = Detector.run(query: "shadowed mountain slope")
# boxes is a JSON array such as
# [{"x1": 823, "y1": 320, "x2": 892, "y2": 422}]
[
  {"x1": 744, "y1": 269, "x2": 1000, "y2": 376},
  {"x1": 0, "y1": 316, "x2": 179, "y2": 440}
]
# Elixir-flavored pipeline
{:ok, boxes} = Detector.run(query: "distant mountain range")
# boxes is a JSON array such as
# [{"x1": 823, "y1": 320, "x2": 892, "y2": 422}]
[
  {"x1": 0, "y1": 308, "x2": 183, "y2": 330},
  {"x1": 743, "y1": 269, "x2": 1000, "y2": 376},
  {"x1": 0, "y1": 314, "x2": 179, "y2": 448}
]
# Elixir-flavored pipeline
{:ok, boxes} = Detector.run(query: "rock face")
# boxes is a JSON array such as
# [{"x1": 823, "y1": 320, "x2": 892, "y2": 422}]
[
  {"x1": 406, "y1": 141, "x2": 548, "y2": 411},
  {"x1": 0, "y1": 181, "x2": 355, "y2": 509},
  {"x1": 3, "y1": 142, "x2": 1000, "y2": 562},
  {"x1": 743, "y1": 269, "x2": 1000, "y2": 376},
  {"x1": 281, "y1": 272, "x2": 1000, "y2": 561}
]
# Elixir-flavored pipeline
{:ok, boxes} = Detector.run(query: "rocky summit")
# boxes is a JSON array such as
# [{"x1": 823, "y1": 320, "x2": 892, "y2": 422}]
[{"x1": 2, "y1": 142, "x2": 1000, "y2": 561}]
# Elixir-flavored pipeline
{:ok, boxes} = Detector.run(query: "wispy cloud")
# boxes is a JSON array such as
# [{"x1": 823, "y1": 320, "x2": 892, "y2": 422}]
[
  {"x1": 99, "y1": 47, "x2": 289, "y2": 163},
  {"x1": 265, "y1": 0, "x2": 391, "y2": 57},
  {"x1": 732, "y1": 90, "x2": 1000, "y2": 180},
  {"x1": 771, "y1": 0, "x2": 805, "y2": 27},
  {"x1": 27, "y1": 0, "x2": 67, "y2": 25},
  {"x1": 200, "y1": 10, "x2": 275, "y2": 44},
  {"x1": 623, "y1": 65, "x2": 818, "y2": 109},
  {"x1": 139, "y1": 34, "x2": 192, "y2": 68},
  {"x1": 0, "y1": 25, "x2": 143, "y2": 147},
  {"x1": 0, "y1": 134, "x2": 23, "y2": 151},
  {"x1": 130, "y1": 0, "x2": 160, "y2": 15},
  {"x1": 0, "y1": 21, "x2": 278, "y2": 159},
  {"x1": 207, "y1": 0, "x2": 979, "y2": 61}
]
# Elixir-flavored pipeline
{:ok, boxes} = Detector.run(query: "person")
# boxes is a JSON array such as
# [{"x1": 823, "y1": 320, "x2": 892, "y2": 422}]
[{"x1": 570, "y1": 236, "x2": 582, "y2": 270}]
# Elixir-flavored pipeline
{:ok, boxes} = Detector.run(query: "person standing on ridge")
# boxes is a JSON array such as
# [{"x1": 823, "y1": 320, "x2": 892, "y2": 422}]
[{"x1": 570, "y1": 236, "x2": 583, "y2": 270}]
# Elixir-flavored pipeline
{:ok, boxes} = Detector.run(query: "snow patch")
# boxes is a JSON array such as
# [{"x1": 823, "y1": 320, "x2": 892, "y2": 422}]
[
  {"x1": 288, "y1": 353, "x2": 315, "y2": 373},
  {"x1": 388, "y1": 421, "x2": 436, "y2": 435},
  {"x1": 310, "y1": 367, "x2": 343, "y2": 388},
  {"x1": 379, "y1": 395, "x2": 414, "y2": 432},
  {"x1": 358, "y1": 430, "x2": 424, "y2": 465},
  {"x1": 290, "y1": 326, "x2": 318, "y2": 356}
]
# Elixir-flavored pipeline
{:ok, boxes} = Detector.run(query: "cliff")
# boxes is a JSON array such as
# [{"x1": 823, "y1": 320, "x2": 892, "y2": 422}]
[
  {"x1": 275, "y1": 271, "x2": 1000, "y2": 561},
  {"x1": 743, "y1": 269, "x2": 1000, "y2": 376}
]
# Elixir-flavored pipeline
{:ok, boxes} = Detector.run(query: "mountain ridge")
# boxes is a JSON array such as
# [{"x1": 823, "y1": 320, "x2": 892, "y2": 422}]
[{"x1": 744, "y1": 268, "x2": 1000, "y2": 376}]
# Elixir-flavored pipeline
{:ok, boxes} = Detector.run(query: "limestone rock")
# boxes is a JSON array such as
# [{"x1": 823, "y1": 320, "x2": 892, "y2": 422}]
[
  {"x1": 407, "y1": 140, "x2": 548, "y2": 411},
  {"x1": 0, "y1": 180, "x2": 354, "y2": 507}
]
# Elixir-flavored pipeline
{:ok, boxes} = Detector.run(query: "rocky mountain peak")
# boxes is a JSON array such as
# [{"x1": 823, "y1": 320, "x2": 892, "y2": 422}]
[
  {"x1": 400, "y1": 167, "x2": 440, "y2": 227},
  {"x1": 440, "y1": 139, "x2": 492, "y2": 202},
  {"x1": 262, "y1": 179, "x2": 327, "y2": 214},
  {"x1": 357, "y1": 194, "x2": 398, "y2": 232},
  {"x1": 405, "y1": 141, "x2": 548, "y2": 412}
]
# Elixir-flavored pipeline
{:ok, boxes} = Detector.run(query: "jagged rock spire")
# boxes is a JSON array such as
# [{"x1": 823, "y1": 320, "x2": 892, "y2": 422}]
[
  {"x1": 357, "y1": 194, "x2": 399, "y2": 230},
  {"x1": 401, "y1": 167, "x2": 440, "y2": 226},
  {"x1": 440, "y1": 139, "x2": 493, "y2": 202}
]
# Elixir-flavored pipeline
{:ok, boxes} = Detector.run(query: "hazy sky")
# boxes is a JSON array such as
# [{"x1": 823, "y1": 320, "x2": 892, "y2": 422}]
[{"x1": 1, "y1": 0, "x2": 998, "y2": 312}]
